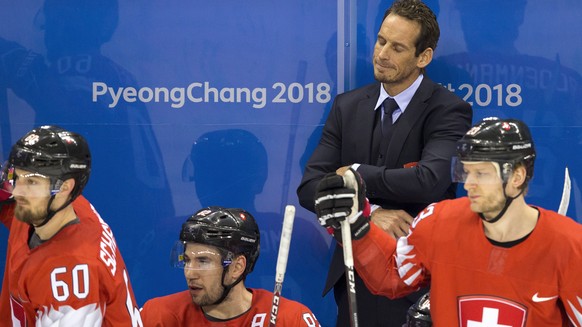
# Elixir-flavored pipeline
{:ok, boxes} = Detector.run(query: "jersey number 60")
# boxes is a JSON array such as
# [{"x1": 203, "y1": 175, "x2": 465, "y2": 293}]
[{"x1": 51, "y1": 264, "x2": 90, "y2": 301}]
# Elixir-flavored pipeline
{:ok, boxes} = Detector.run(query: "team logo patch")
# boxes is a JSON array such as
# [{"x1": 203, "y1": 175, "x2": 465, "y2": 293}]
[
  {"x1": 458, "y1": 295, "x2": 527, "y2": 327},
  {"x1": 23, "y1": 133, "x2": 40, "y2": 145},
  {"x1": 466, "y1": 126, "x2": 481, "y2": 136},
  {"x1": 61, "y1": 135, "x2": 76, "y2": 144},
  {"x1": 197, "y1": 209, "x2": 212, "y2": 217}
]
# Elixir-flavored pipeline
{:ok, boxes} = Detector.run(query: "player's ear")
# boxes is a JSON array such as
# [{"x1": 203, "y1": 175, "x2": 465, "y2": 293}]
[
  {"x1": 53, "y1": 178, "x2": 75, "y2": 204},
  {"x1": 228, "y1": 254, "x2": 247, "y2": 280},
  {"x1": 59, "y1": 178, "x2": 75, "y2": 195},
  {"x1": 511, "y1": 165, "x2": 527, "y2": 189}
]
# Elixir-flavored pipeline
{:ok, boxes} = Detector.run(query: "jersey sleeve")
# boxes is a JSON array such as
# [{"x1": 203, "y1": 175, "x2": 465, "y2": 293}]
[
  {"x1": 352, "y1": 203, "x2": 437, "y2": 299},
  {"x1": 563, "y1": 291, "x2": 582, "y2": 326},
  {"x1": 559, "y1": 239, "x2": 582, "y2": 325}
]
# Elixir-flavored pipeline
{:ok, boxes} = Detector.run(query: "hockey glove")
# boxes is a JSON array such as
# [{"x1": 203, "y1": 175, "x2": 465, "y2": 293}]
[{"x1": 314, "y1": 168, "x2": 371, "y2": 240}]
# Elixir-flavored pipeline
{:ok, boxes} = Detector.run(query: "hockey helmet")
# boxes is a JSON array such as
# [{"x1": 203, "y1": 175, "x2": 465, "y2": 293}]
[
  {"x1": 177, "y1": 206, "x2": 260, "y2": 275},
  {"x1": 6, "y1": 125, "x2": 91, "y2": 201},
  {"x1": 452, "y1": 117, "x2": 535, "y2": 183},
  {"x1": 406, "y1": 292, "x2": 432, "y2": 327}
]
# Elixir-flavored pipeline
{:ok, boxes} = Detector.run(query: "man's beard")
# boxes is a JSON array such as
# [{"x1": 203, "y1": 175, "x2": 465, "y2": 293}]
[
  {"x1": 15, "y1": 201, "x2": 48, "y2": 226},
  {"x1": 474, "y1": 192, "x2": 506, "y2": 220},
  {"x1": 192, "y1": 284, "x2": 225, "y2": 307}
]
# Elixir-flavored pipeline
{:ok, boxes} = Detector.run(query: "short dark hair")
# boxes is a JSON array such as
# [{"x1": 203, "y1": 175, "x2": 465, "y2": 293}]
[{"x1": 383, "y1": 0, "x2": 440, "y2": 57}]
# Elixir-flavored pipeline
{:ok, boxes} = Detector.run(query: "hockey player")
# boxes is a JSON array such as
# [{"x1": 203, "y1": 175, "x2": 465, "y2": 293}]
[
  {"x1": 0, "y1": 126, "x2": 142, "y2": 326},
  {"x1": 141, "y1": 206, "x2": 320, "y2": 326},
  {"x1": 315, "y1": 117, "x2": 582, "y2": 326}
]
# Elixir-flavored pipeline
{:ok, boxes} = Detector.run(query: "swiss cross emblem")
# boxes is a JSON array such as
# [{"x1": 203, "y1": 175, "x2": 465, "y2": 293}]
[
  {"x1": 458, "y1": 295, "x2": 527, "y2": 327},
  {"x1": 197, "y1": 209, "x2": 212, "y2": 217},
  {"x1": 23, "y1": 133, "x2": 40, "y2": 145}
]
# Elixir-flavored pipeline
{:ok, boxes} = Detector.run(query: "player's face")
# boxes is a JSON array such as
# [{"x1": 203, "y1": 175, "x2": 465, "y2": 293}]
[
  {"x1": 11, "y1": 168, "x2": 52, "y2": 225},
  {"x1": 373, "y1": 14, "x2": 429, "y2": 94},
  {"x1": 462, "y1": 162, "x2": 507, "y2": 219},
  {"x1": 183, "y1": 243, "x2": 230, "y2": 306}
]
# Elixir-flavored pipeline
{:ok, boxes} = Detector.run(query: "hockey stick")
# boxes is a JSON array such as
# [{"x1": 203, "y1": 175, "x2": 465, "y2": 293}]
[
  {"x1": 341, "y1": 173, "x2": 360, "y2": 327},
  {"x1": 340, "y1": 218, "x2": 359, "y2": 327},
  {"x1": 558, "y1": 166, "x2": 571, "y2": 215},
  {"x1": 269, "y1": 205, "x2": 296, "y2": 326}
]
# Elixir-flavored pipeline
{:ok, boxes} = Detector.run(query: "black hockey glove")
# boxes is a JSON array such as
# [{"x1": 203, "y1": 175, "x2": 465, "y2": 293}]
[{"x1": 314, "y1": 168, "x2": 371, "y2": 240}]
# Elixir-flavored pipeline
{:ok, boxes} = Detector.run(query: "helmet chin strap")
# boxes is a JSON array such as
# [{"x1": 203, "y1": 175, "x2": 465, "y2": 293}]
[
  {"x1": 208, "y1": 265, "x2": 247, "y2": 306},
  {"x1": 478, "y1": 182, "x2": 524, "y2": 224},
  {"x1": 34, "y1": 195, "x2": 74, "y2": 228}
]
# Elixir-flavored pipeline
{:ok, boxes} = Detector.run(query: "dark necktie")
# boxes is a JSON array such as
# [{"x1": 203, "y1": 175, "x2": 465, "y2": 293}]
[{"x1": 382, "y1": 98, "x2": 398, "y2": 136}]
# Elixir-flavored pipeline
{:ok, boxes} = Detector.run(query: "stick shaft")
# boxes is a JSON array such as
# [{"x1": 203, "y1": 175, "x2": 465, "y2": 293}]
[
  {"x1": 558, "y1": 166, "x2": 571, "y2": 215},
  {"x1": 341, "y1": 219, "x2": 359, "y2": 327},
  {"x1": 269, "y1": 205, "x2": 296, "y2": 327}
]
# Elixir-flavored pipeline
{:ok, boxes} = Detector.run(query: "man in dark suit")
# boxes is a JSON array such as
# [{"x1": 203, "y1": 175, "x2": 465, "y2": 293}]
[{"x1": 297, "y1": 0, "x2": 472, "y2": 326}]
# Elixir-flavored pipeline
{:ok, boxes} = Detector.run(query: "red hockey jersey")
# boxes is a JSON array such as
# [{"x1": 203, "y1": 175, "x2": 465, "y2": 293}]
[
  {"x1": 353, "y1": 197, "x2": 582, "y2": 326},
  {"x1": 141, "y1": 288, "x2": 320, "y2": 327},
  {"x1": 0, "y1": 196, "x2": 143, "y2": 326}
]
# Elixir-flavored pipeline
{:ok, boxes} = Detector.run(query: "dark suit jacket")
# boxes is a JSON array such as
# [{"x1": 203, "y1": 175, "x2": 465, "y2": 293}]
[{"x1": 297, "y1": 77, "x2": 472, "y2": 296}]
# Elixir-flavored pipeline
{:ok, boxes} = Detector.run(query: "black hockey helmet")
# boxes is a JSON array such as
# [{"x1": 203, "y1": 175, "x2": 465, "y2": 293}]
[
  {"x1": 8, "y1": 125, "x2": 91, "y2": 201},
  {"x1": 406, "y1": 292, "x2": 432, "y2": 327},
  {"x1": 179, "y1": 206, "x2": 260, "y2": 275},
  {"x1": 453, "y1": 117, "x2": 536, "y2": 183}
]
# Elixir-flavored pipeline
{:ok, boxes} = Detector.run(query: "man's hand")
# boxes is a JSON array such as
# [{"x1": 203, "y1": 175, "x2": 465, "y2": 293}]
[
  {"x1": 371, "y1": 208, "x2": 413, "y2": 239},
  {"x1": 335, "y1": 166, "x2": 350, "y2": 176},
  {"x1": 315, "y1": 168, "x2": 371, "y2": 239}
]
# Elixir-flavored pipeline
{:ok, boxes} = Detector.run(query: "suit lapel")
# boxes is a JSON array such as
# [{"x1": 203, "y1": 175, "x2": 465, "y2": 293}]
[{"x1": 385, "y1": 78, "x2": 433, "y2": 168}]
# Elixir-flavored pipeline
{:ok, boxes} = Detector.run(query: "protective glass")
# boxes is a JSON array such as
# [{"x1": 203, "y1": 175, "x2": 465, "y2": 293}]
[
  {"x1": 170, "y1": 241, "x2": 233, "y2": 271},
  {"x1": 0, "y1": 163, "x2": 60, "y2": 198},
  {"x1": 451, "y1": 157, "x2": 504, "y2": 184}
]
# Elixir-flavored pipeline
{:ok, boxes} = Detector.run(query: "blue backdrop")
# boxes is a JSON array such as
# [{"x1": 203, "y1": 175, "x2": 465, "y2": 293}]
[{"x1": 1, "y1": 1, "x2": 581, "y2": 326}]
